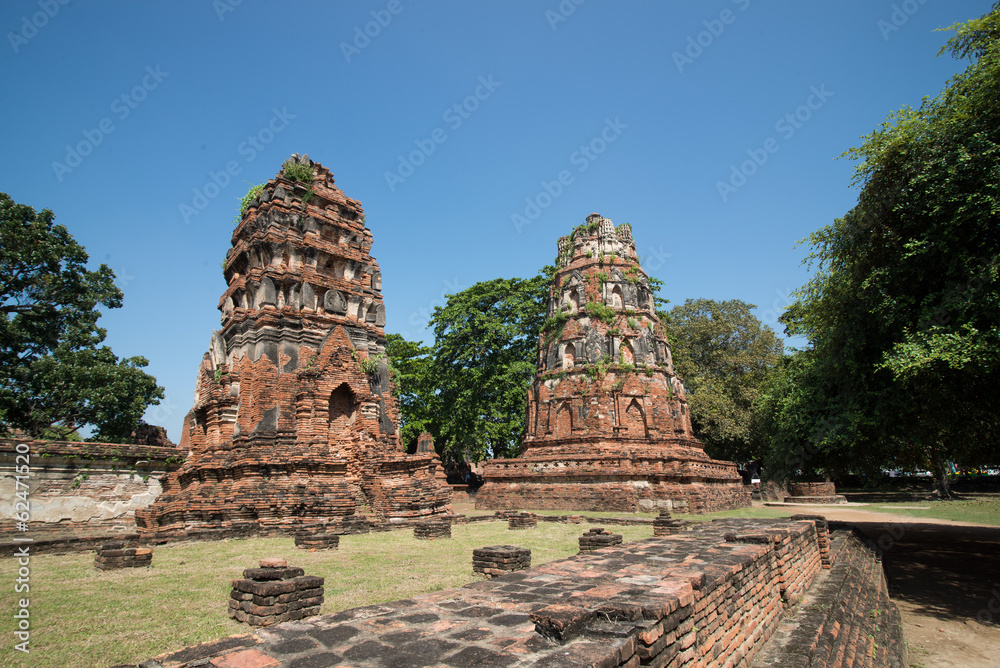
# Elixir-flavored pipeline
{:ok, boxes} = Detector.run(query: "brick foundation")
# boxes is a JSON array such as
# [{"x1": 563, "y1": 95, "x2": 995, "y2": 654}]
[
  {"x1": 294, "y1": 532, "x2": 339, "y2": 550},
  {"x1": 578, "y1": 527, "x2": 622, "y2": 552},
  {"x1": 228, "y1": 558, "x2": 324, "y2": 627},
  {"x1": 144, "y1": 517, "x2": 906, "y2": 668},
  {"x1": 413, "y1": 519, "x2": 451, "y2": 540},
  {"x1": 653, "y1": 510, "x2": 690, "y2": 536},
  {"x1": 507, "y1": 512, "x2": 538, "y2": 530},
  {"x1": 94, "y1": 540, "x2": 152, "y2": 570},
  {"x1": 786, "y1": 482, "x2": 847, "y2": 504},
  {"x1": 473, "y1": 545, "x2": 531, "y2": 577}
]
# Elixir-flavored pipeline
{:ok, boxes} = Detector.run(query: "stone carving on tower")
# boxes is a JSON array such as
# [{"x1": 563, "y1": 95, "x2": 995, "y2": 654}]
[
  {"x1": 137, "y1": 155, "x2": 451, "y2": 538},
  {"x1": 476, "y1": 213, "x2": 750, "y2": 513}
]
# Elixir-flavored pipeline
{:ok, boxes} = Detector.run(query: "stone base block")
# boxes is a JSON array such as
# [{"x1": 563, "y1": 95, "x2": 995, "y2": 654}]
[
  {"x1": 94, "y1": 542, "x2": 153, "y2": 570},
  {"x1": 783, "y1": 495, "x2": 848, "y2": 504},
  {"x1": 578, "y1": 528, "x2": 622, "y2": 552},
  {"x1": 414, "y1": 520, "x2": 452, "y2": 540},
  {"x1": 295, "y1": 533, "x2": 340, "y2": 550},
  {"x1": 473, "y1": 545, "x2": 531, "y2": 577},
  {"x1": 652, "y1": 510, "x2": 690, "y2": 536},
  {"x1": 229, "y1": 559, "x2": 324, "y2": 627},
  {"x1": 507, "y1": 513, "x2": 537, "y2": 530}
]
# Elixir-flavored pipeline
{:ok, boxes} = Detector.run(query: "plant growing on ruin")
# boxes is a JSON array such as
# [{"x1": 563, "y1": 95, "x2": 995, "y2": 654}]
[
  {"x1": 235, "y1": 181, "x2": 265, "y2": 225},
  {"x1": 585, "y1": 354, "x2": 611, "y2": 381},
  {"x1": 359, "y1": 355, "x2": 382, "y2": 376},
  {"x1": 300, "y1": 187, "x2": 316, "y2": 210},
  {"x1": 584, "y1": 301, "x2": 616, "y2": 326},
  {"x1": 281, "y1": 159, "x2": 314, "y2": 183},
  {"x1": 627, "y1": 317, "x2": 638, "y2": 330},
  {"x1": 541, "y1": 309, "x2": 570, "y2": 348}
]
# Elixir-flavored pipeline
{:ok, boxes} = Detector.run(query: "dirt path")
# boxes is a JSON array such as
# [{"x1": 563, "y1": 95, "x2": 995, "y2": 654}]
[{"x1": 771, "y1": 504, "x2": 1000, "y2": 667}]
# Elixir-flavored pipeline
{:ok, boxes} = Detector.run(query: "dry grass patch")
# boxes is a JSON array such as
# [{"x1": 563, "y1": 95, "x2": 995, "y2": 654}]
[{"x1": 0, "y1": 520, "x2": 652, "y2": 667}]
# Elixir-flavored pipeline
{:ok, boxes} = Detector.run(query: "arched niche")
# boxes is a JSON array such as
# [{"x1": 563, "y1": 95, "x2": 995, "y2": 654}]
[
  {"x1": 623, "y1": 398, "x2": 648, "y2": 439},
  {"x1": 610, "y1": 284, "x2": 623, "y2": 309},
  {"x1": 620, "y1": 339, "x2": 635, "y2": 365},
  {"x1": 563, "y1": 342, "x2": 576, "y2": 369},
  {"x1": 329, "y1": 383, "x2": 358, "y2": 436},
  {"x1": 555, "y1": 401, "x2": 573, "y2": 435}
]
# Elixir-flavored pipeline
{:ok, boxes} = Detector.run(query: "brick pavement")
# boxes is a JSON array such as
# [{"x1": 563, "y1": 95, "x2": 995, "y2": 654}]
[{"x1": 134, "y1": 517, "x2": 906, "y2": 668}]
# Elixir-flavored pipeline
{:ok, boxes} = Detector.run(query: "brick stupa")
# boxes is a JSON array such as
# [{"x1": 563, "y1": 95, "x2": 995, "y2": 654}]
[
  {"x1": 476, "y1": 214, "x2": 750, "y2": 513},
  {"x1": 137, "y1": 155, "x2": 451, "y2": 538}
]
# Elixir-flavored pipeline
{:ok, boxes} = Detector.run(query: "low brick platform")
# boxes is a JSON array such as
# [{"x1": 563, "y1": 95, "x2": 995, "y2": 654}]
[
  {"x1": 294, "y1": 532, "x2": 339, "y2": 550},
  {"x1": 653, "y1": 510, "x2": 690, "y2": 536},
  {"x1": 94, "y1": 541, "x2": 152, "y2": 570},
  {"x1": 228, "y1": 558, "x2": 324, "y2": 627},
  {"x1": 139, "y1": 518, "x2": 907, "y2": 668},
  {"x1": 785, "y1": 482, "x2": 847, "y2": 505},
  {"x1": 578, "y1": 527, "x2": 622, "y2": 552},
  {"x1": 507, "y1": 512, "x2": 537, "y2": 530},
  {"x1": 472, "y1": 545, "x2": 531, "y2": 577},
  {"x1": 413, "y1": 519, "x2": 452, "y2": 540}
]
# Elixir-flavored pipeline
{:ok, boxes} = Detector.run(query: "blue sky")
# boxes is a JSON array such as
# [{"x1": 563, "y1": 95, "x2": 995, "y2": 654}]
[{"x1": 2, "y1": 0, "x2": 991, "y2": 442}]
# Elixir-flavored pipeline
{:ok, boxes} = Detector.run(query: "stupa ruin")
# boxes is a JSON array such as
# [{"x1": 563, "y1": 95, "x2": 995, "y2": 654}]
[
  {"x1": 476, "y1": 214, "x2": 750, "y2": 513},
  {"x1": 136, "y1": 155, "x2": 451, "y2": 538}
]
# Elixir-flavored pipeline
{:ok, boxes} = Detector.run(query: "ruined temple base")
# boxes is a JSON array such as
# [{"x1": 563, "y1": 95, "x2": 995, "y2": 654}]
[
  {"x1": 782, "y1": 494, "x2": 849, "y2": 504},
  {"x1": 142, "y1": 518, "x2": 907, "y2": 668},
  {"x1": 476, "y1": 479, "x2": 751, "y2": 514}
]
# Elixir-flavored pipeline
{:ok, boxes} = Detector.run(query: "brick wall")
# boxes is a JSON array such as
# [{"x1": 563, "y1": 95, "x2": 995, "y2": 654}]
[{"x1": 0, "y1": 439, "x2": 180, "y2": 534}]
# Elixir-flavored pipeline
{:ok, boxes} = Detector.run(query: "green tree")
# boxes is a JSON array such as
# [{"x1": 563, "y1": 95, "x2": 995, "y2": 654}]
[
  {"x1": 426, "y1": 267, "x2": 554, "y2": 462},
  {"x1": 385, "y1": 333, "x2": 440, "y2": 452},
  {"x1": 665, "y1": 299, "x2": 784, "y2": 464},
  {"x1": 774, "y1": 4, "x2": 1000, "y2": 495},
  {"x1": 0, "y1": 193, "x2": 163, "y2": 441}
]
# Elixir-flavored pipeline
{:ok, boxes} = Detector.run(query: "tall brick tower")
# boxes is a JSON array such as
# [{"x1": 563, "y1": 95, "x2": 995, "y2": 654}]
[
  {"x1": 476, "y1": 214, "x2": 750, "y2": 513},
  {"x1": 137, "y1": 155, "x2": 450, "y2": 538}
]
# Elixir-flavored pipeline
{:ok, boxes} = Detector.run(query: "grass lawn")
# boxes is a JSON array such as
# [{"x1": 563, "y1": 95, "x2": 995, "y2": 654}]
[
  {"x1": 0, "y1": 520, "x2": 652, "y2": 668},
  {"x1": 860, "y1": 496, "x2": 1000, "y2": 526}
]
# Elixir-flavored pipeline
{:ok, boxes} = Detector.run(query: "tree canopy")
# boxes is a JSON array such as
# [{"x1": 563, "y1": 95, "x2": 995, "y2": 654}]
[
  {"x1": 423, "y1": 267, "x2": 553, "y2": 462},
  {"x1": 764, "y1": 4, "x2": 1000, "y2": 494},
  {"x1": 664, "y1": 299, "x2": 784, "y2": 464},
  {"x1": 384, "y1": 333, "x2": 439, "y2": 453},
  {"x1": 0, "y1": 193, "x2": 163, "y2": 441}
]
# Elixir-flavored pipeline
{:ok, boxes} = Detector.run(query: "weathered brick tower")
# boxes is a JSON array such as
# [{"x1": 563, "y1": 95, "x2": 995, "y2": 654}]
[
  {"x1": 476, "y1": 214, "x2": 750, "y2": 513},
  {"x1": 137, "y1": 155, "x2": 450, "y2": 538}
]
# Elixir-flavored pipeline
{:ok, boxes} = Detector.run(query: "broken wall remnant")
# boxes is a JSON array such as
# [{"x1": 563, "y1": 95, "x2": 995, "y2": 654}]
[
  {"x1": 137, "y1": 156, "x2": 450, "y2": 539},
  {"x1": 477, "y1": 214, "x2": 750, "y2": 513}
]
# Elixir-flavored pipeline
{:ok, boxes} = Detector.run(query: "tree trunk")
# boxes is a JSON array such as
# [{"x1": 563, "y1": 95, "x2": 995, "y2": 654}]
[{"x1": 931, "y1": 450, "x2": 956, "y2": 499}]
